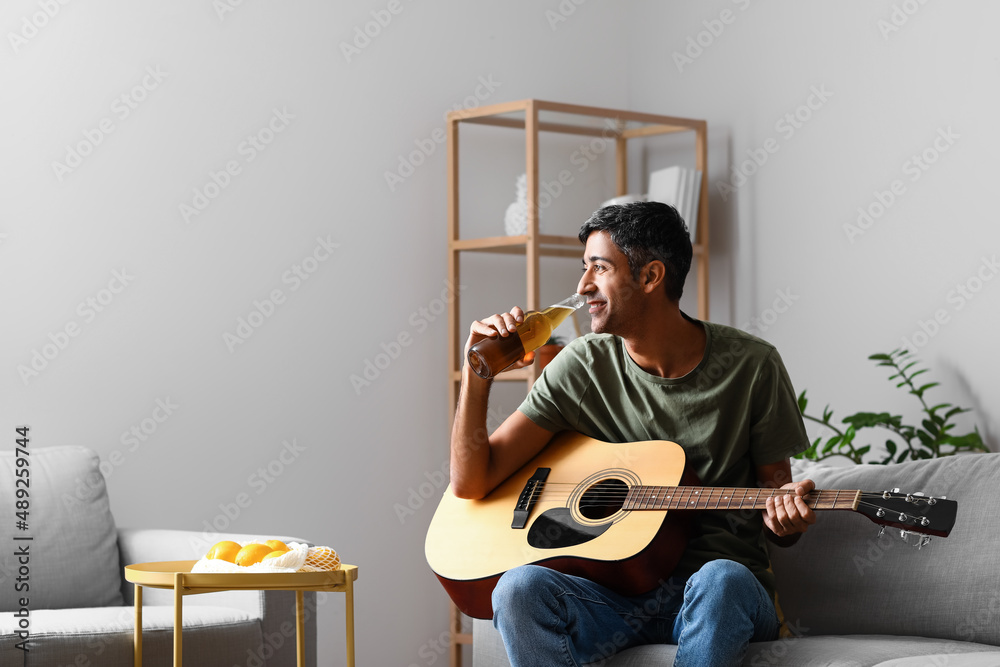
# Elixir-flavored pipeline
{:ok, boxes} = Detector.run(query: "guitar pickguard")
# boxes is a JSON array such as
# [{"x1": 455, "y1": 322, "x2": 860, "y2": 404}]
[{"x1": 527, "y1": 507, "x2": 611, "y2": 548}]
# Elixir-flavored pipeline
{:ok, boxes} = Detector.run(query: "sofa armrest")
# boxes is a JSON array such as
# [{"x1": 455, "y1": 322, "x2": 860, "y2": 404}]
[{"x1": 118, "y1": 528, "x2": 317, "y2": 667}]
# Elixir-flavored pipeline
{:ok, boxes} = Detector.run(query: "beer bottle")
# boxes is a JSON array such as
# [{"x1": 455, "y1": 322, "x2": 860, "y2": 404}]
[{"x1": 467, "y1": 293, "x2": 586, "y2": 379}]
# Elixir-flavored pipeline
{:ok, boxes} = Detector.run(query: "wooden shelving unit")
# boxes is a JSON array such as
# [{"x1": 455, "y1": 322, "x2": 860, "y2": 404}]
[{"x1": 443, "y1": 99, "x2": 709, "y2": 666}]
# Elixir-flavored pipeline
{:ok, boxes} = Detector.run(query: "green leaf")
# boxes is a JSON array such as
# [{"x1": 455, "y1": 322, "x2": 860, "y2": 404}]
[
  {"x1": 944, "y1": 433, "x2": 987, "y2": 451},
  {"x1": 822, "y1": 436, "x2": 842, "y2": 454},
  {"x1": 868, "y1": 353, "x2": 892, "y2": 361},
  {"x1": 797, "y1": 390, "x2": 808, "y2": 413},
  {"x1": 914, "y1": 382, "x2": 940, "y2": 396},
  {"x1": 885, "y1": 440, "x2": 897, "y2": 455},
  {"x1": 843, "y1": 412, "x2": 899, "y2": 429}
]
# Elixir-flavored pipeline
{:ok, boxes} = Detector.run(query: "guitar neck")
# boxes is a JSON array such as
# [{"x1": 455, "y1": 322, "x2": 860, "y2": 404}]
[{"x1": 622, "y1": 486, "x2": 860, "y2": 512}]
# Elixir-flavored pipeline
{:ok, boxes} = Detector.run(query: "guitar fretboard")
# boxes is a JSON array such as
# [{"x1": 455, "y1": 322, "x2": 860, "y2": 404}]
[{"x1": 621, "y1": 486, "x2": 860, "y2": 512}]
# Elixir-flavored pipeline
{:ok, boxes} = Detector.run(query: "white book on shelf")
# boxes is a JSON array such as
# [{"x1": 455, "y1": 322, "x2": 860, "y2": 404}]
[
  {"x1": 648, "y1": 166, "x2": 700, "y2": 242},
  {"x1": 648, "y1": 166, "x2": 682, "y2": 209},
  {"x1": 686, "y1": 170, "x2": 701, "y2": 243}
]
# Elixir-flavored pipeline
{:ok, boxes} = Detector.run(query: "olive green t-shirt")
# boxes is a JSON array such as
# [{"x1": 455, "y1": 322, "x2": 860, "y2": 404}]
[{"x1": 518, "y1": 319, "x2": 808, "y2": 598}]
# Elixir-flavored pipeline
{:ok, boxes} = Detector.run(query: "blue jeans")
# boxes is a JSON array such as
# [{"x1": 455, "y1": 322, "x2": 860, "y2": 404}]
[{"x1": 492, "y1": 560, "x2": 779, "y2": 667}]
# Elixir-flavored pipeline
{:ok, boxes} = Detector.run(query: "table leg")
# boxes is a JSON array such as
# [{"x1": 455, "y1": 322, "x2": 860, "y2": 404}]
[
  {"x1": 134, "y1": 585, "x2": 143, "y2": 667},
  {"x1": 345, "y1": 577, "x2": 355, "y2": 667},
  {"x1": 174, "y1": 572, "x2": 183, "y2": 667},
  {"x1": 296, "y1": 590, "x2": 305, "y2": 667}
]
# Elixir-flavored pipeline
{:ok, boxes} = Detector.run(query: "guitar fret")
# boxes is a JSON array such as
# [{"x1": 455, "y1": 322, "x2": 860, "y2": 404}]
[
  {"x1": 715, "y1": 487, "x2": 729, "y2": 510},
  {"x1": 622, "y1": 487, "x2": 636, "y2": 511},
  {"x1": 737, "y1": 488, "x2": 750, "y2": 510},
  {"x1": 631, "y1": 486, "x2": 644, "y2": 510},
  {"x1": 649, "y1": 485, "x2": 663, "y2": 509}
]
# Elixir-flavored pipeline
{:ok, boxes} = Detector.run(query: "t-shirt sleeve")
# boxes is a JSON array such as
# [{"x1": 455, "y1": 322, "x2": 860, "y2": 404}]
[
  {"x1": 517, "y1": 339, "x2": 592, "y2": 433},
  {"x1": 748, "y1": 347, "x2": 809, "y2": 465}
]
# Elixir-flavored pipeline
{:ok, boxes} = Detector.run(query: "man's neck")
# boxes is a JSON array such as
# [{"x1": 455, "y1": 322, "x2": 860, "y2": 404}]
[{"x1": 622, "y1": 306, "x2": 707, "y2": 379}]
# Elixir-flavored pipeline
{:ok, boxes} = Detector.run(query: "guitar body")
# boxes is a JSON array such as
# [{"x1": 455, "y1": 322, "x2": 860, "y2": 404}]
[{"x1": 424, "y1": 432, "x2": 697, "y2": 619}]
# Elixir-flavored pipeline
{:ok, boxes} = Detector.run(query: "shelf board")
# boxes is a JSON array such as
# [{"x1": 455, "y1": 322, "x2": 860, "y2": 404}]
[
  {"x1": 451, "y1": 234, "x2": 582, "y2": 259},
  {"x1": 448, "y1": 99, "x2": 704, "y2": 138}
]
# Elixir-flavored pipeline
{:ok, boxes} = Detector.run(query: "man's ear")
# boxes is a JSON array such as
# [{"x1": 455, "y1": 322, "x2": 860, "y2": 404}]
[{"x1": 641, "y1": 260, "x2": 666, "y2": 294}]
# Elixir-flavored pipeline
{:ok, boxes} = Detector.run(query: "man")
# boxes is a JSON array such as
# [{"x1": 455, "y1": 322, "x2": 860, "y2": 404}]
[{"x1": 450, "y1": 201, "x2": 815, "y2": 666}]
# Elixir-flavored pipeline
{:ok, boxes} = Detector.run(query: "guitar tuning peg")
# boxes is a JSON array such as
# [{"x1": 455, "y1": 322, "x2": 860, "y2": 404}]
[{"x1": 892, "y1": 487, "x2": 901, "y2": 494}]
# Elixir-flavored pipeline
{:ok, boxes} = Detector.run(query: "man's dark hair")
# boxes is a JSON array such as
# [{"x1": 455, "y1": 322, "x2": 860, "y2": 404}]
[{"x1": 578, "y1": 201, "x2": 692, "y2": 302}]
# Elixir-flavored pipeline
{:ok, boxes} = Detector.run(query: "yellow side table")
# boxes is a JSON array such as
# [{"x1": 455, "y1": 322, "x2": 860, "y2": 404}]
[{"x1": 124, "y1": 560, "x2": 357, "y2": 667}]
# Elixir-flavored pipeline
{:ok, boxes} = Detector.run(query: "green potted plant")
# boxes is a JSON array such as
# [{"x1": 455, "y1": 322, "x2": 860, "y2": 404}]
[{"x1": 797, "y1": 349, "x2": 988, "y2": 464}]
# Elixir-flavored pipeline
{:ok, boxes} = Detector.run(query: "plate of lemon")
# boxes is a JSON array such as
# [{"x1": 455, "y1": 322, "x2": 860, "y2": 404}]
[{"x1": 193, "y1": 539, "x2": 340, "y2": 573}]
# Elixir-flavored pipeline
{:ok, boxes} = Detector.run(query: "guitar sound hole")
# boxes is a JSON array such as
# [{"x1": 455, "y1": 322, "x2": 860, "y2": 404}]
[{"x1": 579, "y1": 479, "x2": 628, "y2": 520}]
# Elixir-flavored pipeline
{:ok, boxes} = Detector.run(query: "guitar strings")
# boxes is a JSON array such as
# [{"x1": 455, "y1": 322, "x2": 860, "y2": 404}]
[{"x1": 528, "y1": 485, "x2": 935, "y2": 518}]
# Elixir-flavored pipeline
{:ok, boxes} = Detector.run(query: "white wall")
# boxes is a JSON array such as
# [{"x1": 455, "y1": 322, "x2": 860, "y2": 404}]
[
  {"x1": 0, "y1": 1, "x2": 627, "y2": 665},
  {"x1": 626, "y1": 0, "x2": 1000, "y2": 456},
  {"x1": 4, "y1": 1, "x2": 997, "y2": 665}
]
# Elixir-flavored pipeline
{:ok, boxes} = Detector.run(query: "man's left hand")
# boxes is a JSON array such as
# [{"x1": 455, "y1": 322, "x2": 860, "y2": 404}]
[{"x1": 763, "y1": 479, "x2": 817, "y2": 538}]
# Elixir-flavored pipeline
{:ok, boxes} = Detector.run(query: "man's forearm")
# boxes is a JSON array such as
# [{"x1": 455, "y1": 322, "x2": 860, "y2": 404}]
[{"x1": 449, "y1": 365, "x2": 494, "y2": 499}]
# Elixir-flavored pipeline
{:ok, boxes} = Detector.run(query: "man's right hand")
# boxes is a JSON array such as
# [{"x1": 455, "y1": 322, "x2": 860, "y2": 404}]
[{"x1": 463, "y1": 306, "x2": 535, "y2": 376}]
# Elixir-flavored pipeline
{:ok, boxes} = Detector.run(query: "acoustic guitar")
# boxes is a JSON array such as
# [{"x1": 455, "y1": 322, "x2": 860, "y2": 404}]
[{"x1": 424, "y1": 432, "x2": 958, "y2": 619}]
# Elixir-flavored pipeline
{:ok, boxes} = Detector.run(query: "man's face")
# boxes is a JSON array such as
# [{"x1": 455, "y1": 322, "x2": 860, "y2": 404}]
[{"x1": 576, "y1": 231, "x2": 644, "y2": 335}]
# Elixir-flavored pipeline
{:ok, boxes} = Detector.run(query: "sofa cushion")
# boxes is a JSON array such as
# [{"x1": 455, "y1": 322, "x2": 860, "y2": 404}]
[
  {"x1": 0, "y1": 446, "x2": 123, "y2": 611},
  {"x1": 597, "y1": 636, "x2": 1000, "y2": 667},
  {"x1": 875, "y1": 654, "x2": 1000, "y2": 667},
  {"x1": 473, "y1": 618, "x2": 1000, "y2": 667},
  {"x1": 770, "y1": 454, "x2": 1000, "y2": 646},
  {"x1": 0, "y1": 605, "x2": 261, "y2": 666}
]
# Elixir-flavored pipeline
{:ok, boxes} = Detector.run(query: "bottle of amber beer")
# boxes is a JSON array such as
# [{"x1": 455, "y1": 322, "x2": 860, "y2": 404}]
[{"x1": 467, "y1": 293, "x2": 586, "y2": 379}]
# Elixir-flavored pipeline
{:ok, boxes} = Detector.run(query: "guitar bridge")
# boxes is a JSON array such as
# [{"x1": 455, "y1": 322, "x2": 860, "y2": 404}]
[{"x1": 511, "y1": 468, "x2": 550, "y2": 529}]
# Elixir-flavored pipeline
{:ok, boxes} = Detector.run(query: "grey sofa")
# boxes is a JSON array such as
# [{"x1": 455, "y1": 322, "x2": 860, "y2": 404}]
[
  {"x1": 0, "y1": 445, "x2": 316, "y2": 666},
  {"x1": 474, "y1": 452, "x2": 1000, "y2": 666}
]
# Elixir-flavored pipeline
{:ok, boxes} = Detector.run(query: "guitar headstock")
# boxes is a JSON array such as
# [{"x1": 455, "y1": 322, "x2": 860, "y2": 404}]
[{"x1": 855, "y1": 489, "x2": 958, "y2": 547}]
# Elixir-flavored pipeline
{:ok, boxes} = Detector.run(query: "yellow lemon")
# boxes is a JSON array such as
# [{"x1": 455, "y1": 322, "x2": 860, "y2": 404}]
[
  {"x1": 235, "y1": 543, "x2": 274, "y2": 567},
  {"x1": 264, "y1": 539, "x2": 289, "y2": 552},
  {"x1": 262, "y1": 550, "x2": 287, "y2": 561},
  {"x1": 205, "y1": 541, "x2": 242, "y2": 563}
]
